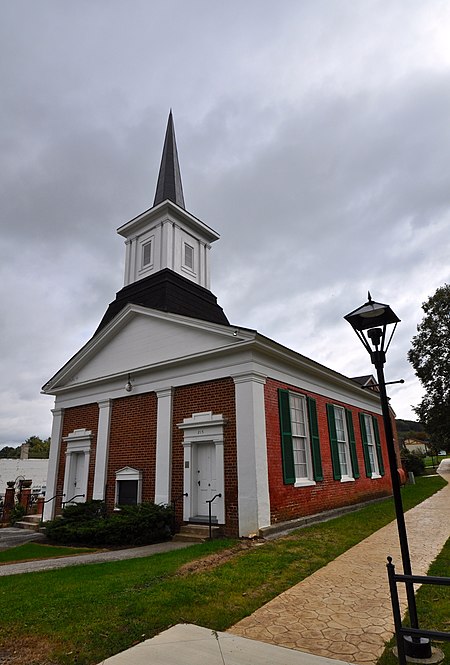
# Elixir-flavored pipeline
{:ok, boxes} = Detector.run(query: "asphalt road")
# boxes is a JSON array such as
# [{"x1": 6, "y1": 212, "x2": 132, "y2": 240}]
[{"x1": 0, "y1": 527, "x2": 46, "y2": 550}]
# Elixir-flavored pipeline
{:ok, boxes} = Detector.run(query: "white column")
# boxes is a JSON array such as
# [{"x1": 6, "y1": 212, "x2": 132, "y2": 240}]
[
  {"x1": 130, "y1": 236, "x2": 138, "y2": 283},
  {"x1": 205, "y1": 243, "x2": 211, "y2": 290},
  {"x1": 233, "y1": 372, "x2": 270, "y2": 536},
  {"x1": 124, "y1": 239, "x2": 132, "y2": 286},
  {"x1": 43, "y1": 407, "x2": 64, "y2": 521},
  {"x1": 154, "y1": 387, "x2": 173, "y2": 505},
  {"x1": 92, "y1": 399, "x2": 112, "y2": 500}
]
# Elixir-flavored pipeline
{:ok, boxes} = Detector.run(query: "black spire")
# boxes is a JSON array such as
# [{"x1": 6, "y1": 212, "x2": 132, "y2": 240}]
[{"x1": 153, "y1": 110, "x2": 185, "y2": 209}]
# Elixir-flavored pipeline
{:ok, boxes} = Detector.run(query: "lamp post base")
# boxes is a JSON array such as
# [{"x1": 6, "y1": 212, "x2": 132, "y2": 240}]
[
  {"x1": 404, "y1": 636, "x2": 432, "y2": 659},
  {"x1": 393, "y1": 644, "x2": 443, "y2": 664}
]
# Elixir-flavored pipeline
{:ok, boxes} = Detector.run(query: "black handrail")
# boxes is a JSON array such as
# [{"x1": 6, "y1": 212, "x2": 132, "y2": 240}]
[
  {"x1": 205, "y1": 493, "x2": 222, "y2": 540},
  {"x1": 386, "y1": 557, "x2": 450, "y2": 664},
  {"x1": 40, "y1": 492, "x2": 65, "y2": 525},
  {"x1": 62, "y1": 494, "x2": 85, "y2": 507}
]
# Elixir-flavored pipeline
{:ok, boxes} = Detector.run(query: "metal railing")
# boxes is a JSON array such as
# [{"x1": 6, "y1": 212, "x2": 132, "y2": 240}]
[
  {"x1": 61, "y1": 494, "x2": 85, "y2": 507},
  {"x1": 386, "y1": 556, "x2": 450, "y2": 664},
  {"x1": 40, "y1": 492, "x2": 65, "y2": 525},
  {"x1": 206, "y1": 493, "x2": 222, "y2": 540}
]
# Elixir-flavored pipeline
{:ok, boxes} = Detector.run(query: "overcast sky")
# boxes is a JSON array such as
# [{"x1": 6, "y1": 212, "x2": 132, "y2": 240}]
[{"x1": 1, "y1": 1, "x2": 449, "y2": 445}]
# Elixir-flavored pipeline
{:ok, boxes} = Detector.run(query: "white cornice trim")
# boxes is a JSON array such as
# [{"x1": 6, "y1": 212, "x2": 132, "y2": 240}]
[{"x1": 117, "y1": 200, "x2": 220, "y2": 243}]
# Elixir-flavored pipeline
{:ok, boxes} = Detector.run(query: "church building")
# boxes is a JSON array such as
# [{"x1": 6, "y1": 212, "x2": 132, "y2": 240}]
[{"x1": 42, "y1": 113, "x2": 392, "y2": 537}]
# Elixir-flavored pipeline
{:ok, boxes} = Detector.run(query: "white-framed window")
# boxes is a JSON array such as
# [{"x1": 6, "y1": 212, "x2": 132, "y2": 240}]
[
  {"x1": 115, "y1": 467, "x2": 142, "y2": 506},
  {"x1": 327, "y1": 405, "x2": 357, "y2": 482},
  {"x1": 362, "y1": 414, "x2": 381, "y2": 478},
  {"x1": 141, "y1": 240, "x2": 153, "y2": 268},
  {"x1": 279, "y1": 389, "x2": 323, "y2": 486},
  {"x1": 334, "y1": 406, "x2": 352, "y2": 479},
  {"x1": 183, "y1": 242, "x2": 194, "y2": 271},
  {"x1": 289, "y1": 393, "x2": 313, "y2": 483}
]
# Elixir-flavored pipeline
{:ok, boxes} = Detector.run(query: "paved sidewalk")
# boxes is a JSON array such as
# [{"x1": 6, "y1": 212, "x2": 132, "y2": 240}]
[
  {"x1": 0, "y1": 540, "x2": 195, "y2": 576},
  {"x1": 229, "y1": 461, "x2": 450, "y2": 664},
  {"x1": 98, "y1": 623, "x2": 352, "y2": 665}
]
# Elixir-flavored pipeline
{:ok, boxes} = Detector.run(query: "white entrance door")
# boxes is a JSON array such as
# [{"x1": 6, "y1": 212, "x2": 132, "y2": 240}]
[
  {"x1": 196, "y1": 443, "x2": 216, "y2": 517},
  {"x1": 68, "y1": 452, "x2": 85, "y2": 502}
]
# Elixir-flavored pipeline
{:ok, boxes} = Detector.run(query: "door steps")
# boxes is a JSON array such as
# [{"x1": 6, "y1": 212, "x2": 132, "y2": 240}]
[
  {"x1": 173, "y1": 523, "x2": 221, "y2": 542},
  {"x1": 14, "y1": 515, "x2": 42, "y2": 532}
]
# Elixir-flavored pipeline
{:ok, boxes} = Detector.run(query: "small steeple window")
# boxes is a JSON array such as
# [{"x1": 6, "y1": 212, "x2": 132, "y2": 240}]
[
  {"x1": 142, "y1": 240, "x2": 153, "y2": 268},
  {"x1": 184, "y1": 242, "x2": 194, "y2": 271}
]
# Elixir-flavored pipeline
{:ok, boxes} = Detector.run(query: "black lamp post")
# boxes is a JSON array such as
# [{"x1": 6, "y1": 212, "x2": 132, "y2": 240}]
[{"x1": 345, "y1": 293, "x2": 431, "y2": 660}]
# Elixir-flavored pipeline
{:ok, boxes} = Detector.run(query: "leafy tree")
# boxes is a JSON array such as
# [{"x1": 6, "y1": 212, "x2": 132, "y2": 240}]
[
  {"x1": 0, "y1": 436, "x2": 50, "y2": 459},
  {"x1": 408, "y1": 284, "x2": 450, "y2": 452},
  {"x1": 25, "y1": 435, "x2": 50, "y2": 459},
  {"x1": 0, "y1": 446, "x2": 20, "y2": 459},
  {"x1": 395, "y1": 419, "x2": 425, "y2": 433}
]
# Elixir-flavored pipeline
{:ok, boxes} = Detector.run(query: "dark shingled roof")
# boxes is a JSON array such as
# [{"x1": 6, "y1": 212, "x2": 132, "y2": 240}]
[
  {"x1": 351, "y1": 375, "x2": 375, "y2": 386},
  {"x1": 94, "y1": 269, "x2": 230, "y2": 335},
  {"x1": 153, "y1": 110, "x2": 185, "y2": 209}
]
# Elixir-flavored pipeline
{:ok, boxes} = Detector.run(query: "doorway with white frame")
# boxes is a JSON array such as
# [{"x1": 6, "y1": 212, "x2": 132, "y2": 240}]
[{"x1": 178, "y1": 412, "x2": 225, "y2": 524}]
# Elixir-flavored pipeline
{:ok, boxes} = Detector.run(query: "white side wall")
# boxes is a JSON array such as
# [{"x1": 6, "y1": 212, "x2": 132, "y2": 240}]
[{"x1": 0, "y1": 459, "x2": 48, "y2": 496}]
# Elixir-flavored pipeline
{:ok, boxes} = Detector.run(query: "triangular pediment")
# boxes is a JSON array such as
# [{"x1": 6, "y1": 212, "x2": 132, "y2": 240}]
[{"x1": 44, "y1": 306, "x2": 252, "y2": 392}]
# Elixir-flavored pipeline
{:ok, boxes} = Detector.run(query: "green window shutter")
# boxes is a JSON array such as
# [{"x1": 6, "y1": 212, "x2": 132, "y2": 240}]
[
  {"x1": 345, "y1": 409, "x2": 360, "y2": 479},
  {"x1": 278, "y1": 389, "x2": 295, "y2": 484},
  {"x1": 372, "y1": 416, "x2": 385, "y2": 476},
  {"x1": 359, "y1": 413, "x2": 372, "y2": 477},
  {"x1": 326, "y1": 404, "x2": 341, "y2": 480},
  {"x1": 307, "y1": 397, "x2": 323, "y2": 481}
]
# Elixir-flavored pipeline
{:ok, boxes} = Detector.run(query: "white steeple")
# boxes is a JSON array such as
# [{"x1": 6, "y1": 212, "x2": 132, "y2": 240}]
[{"x1": 117, "y1": 112, "x2": 220, "y2": 289}]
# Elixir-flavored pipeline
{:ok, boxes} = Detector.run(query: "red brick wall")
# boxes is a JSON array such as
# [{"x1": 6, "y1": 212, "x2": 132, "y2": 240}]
[
  {"x1": 265, "y1": 378, "x2": 392, "y2": 524},
  {"x1": 57, "y1": 403, "x2": 99, "y2": 511},
  {"x1": 105, "y1": 393, "x2": 157, "y2": 510},
  {"x1": 172, "y1": 378, "x2": 238, "y2": 537}
]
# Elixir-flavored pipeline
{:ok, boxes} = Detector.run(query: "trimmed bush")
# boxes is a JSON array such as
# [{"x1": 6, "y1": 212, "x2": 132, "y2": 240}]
[
  {"x1": 9, "y1": 503, "x2": 26, "y2": 525},
  {"x1": 401, "y1": 449, "x2": 425, "y2": 476},
  {"x1": 45, "y1": 501, "x2": 173, "y2": 547}
]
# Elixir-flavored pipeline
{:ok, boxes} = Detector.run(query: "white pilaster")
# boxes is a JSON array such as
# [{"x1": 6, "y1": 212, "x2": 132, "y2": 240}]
[
  {"x1": 154, "y1": 387, "x2": 173, "y2": 505},
  {"x1": 124, "y1": 239, "x2": 132, "y2": 286},
  {"x1": 92, "y1": 399, "x2": 112, "y2": 500},
  {"x1": 130, "y1": 236, "x2": 138, "y2": 284},
  {"x1": 233, "y1": 372, "x2": 270, "y2": 536},
  {"x1": 43, "y1": 408, "x2": 64, "y2": 521}
]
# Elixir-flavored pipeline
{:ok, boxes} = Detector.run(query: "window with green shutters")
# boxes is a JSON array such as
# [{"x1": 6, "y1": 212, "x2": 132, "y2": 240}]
[
  {"x1": 278, "y1": 389, "x2": 323, "y2": 485},
  {"x1": 359, "y1": 413, "x2": 385, "y2": 478},
  {"x1": 326, "y1": 404, "x2": 359, "y2": 481}
]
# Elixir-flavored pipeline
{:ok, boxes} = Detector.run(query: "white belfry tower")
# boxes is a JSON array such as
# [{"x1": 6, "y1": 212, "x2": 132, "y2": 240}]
[{"x1": 118, "y1": 111, "x2": 219, "y2": 290}]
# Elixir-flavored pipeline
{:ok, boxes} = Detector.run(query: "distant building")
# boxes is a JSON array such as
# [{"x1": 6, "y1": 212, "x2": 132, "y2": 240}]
[
  {"x1": 0, "y1": 458, "x2": 47, "y2": 498},
  {"x1": 404, "y1": 439, "x2": 428, "y2": 455},
  {"x1": 42, "y1": 113, "x2": 394, "y2": 536}
]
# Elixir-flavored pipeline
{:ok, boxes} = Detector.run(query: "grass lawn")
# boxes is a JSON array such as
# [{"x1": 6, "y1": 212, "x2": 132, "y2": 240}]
[
  {"x1": 0, "y1": 543, "x2": 97, "y2": 564},
  {"x1": 377, "y1": 536, "x2": 450, "y2": 664},
  {"x1": 424, "y1": 454, "x2": 450, "y2": 467},
  {"x1": 0, "y1": 475, "x2": 446, "y2": 665}
]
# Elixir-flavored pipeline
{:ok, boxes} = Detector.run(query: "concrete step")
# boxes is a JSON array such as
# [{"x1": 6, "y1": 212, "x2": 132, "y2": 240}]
[
  {"x1": 14, "y1": 515, "x2": 42, "y2": 532},
  {"x1": 173, "y1": 524, "x2": 221, "y2": 542}
]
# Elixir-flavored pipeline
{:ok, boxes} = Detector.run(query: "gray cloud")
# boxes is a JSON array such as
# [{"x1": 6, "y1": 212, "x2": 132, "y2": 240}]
[{"x1": 1, "y1": 0, "x2": 449, "y2": 443}]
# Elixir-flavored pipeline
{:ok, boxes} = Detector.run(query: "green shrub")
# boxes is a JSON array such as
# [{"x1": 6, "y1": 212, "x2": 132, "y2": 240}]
[
  {"x1": 9, "y1": 503, "x2": 26, "y2": 525},
  {"x1": 401, "y1": 449, "x2": 425, "y2": 476},
  {"x1": 58, "y1": 500, "x2": 107, "y2": 522},
  {"x1": 45, "y1": 501, "x2": 173, "y2": 547}
]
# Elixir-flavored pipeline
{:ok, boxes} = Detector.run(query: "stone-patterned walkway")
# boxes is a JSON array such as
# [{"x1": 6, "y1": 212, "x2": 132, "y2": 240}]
[{"x1": 229, "y1": 461, "x2": 450, "y2": 664}]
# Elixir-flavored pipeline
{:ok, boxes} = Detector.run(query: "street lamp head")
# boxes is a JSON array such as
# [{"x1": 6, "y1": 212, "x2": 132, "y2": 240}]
[
  {"x1": 344, "y1": 293, "x2": 400, "y2": 365},
  {"x1": 344, "y1": 292, "x2": 400, "y2": 332}
]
